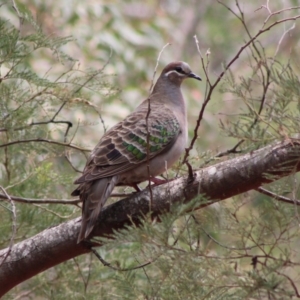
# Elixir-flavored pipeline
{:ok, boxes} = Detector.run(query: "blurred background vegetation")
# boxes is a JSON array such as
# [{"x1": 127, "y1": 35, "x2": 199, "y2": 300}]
[{"x1": 1, "y1": 0, "x2": 300, "y2": 298}]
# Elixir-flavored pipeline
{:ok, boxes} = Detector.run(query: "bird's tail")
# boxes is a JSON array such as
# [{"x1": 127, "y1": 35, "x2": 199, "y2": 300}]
[{"x1": 77, "y1": 175, "x2": 119, "y2": 243}]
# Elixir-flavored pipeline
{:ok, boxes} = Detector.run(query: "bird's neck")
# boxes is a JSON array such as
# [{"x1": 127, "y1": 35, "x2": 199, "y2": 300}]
[
  {"x1": 150, "y1": 78, "x2": 187, "y2": 123},
  {"x1": 151, "y1": 78, "x2": 184, "y2": 106}
]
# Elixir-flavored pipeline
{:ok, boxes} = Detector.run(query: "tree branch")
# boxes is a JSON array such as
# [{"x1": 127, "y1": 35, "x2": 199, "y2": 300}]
[{"x1": 1, "y1": 139, "x2": 300, "y2": 296}]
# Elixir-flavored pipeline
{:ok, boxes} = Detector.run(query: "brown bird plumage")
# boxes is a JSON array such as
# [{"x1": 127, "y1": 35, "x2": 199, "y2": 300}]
[{"x1": 72, "y1": 61, "x2": 201, "y2": 243}]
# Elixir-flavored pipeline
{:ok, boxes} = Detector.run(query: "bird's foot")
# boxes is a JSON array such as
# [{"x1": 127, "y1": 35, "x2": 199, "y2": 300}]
[
  {"x1": 130, "y1": 183, "x2": 142, "y2": 192},
  {"x1": 149, "y1": 177, "x2": 168, "y2": 186}
]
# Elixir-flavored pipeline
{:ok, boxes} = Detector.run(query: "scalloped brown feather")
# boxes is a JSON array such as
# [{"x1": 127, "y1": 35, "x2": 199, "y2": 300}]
[{"x1": 74, "y1": 102, "x2": 180, "y2": 184}]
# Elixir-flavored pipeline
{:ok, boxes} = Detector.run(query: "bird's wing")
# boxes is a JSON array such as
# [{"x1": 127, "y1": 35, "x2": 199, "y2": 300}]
[{"x1": 74, "y1": 102, "x2": 181, "y2": 184}]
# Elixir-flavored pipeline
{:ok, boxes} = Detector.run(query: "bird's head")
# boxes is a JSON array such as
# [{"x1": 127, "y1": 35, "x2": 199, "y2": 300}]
[{"x1": 161, "y1": 61, "x2": 201, "y2": 85}]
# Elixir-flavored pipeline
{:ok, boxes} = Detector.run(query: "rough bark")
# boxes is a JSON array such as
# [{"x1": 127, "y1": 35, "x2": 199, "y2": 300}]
[{"x1": 1, "y1": 139, "x2": 300, "y2": 296}]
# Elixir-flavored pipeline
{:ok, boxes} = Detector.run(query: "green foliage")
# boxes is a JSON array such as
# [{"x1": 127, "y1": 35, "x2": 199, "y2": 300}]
[
  {"x1": 220, "y1": 61, "x2": 300, "y2": 150},
  {"x1": 0, "y1": 4, "x2": 117, "y2": 244},
  {"x1": 2, "y1": 0, "x2": 300, "y2": 299},
  {"x1": 46, "y1": 199, "x2": 298, "y2": 299}
]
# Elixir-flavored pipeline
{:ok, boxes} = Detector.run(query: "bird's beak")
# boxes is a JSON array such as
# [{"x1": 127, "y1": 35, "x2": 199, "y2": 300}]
[{"x1": 188, "y1": 72, "x2": 202, "y2": 81}]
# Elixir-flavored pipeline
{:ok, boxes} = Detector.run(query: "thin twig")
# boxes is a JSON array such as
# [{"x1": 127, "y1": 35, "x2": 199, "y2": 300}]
[
  {"x1": 0, "y1": 193, "x2": 81, "y2": 205},
  {"x1": 0, "y1": 138, "x2": 90, "y2": 152},
  {"x1": 146, "y1": 43, "x2": 171, "y2": 210},
  {"x1": 192, "y1": 215, "x2": 267, "y2": 251},
  {"x1": 11, "y1": 0, "x2": 23, "y2": 27},
  {"x1": 146, "y1": 99, "x2": 153, "y2": 211},
  {"x1": 0, "y1": 186, "x2": 17, "y2": 267},
  {"x1": 91, "y1": 248, "x2": 152, "y2": 271},
  {"x1": 256, "y1": 187, "x2": 300, "y2": 206},
  {"x1": 149, "y1": 43, "x2": 171, "y2": 94}
]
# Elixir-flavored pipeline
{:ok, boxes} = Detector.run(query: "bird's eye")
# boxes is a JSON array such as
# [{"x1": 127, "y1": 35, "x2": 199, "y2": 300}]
[{"x1": 175, "y1": 67, "x2": 184, "y2": 74}]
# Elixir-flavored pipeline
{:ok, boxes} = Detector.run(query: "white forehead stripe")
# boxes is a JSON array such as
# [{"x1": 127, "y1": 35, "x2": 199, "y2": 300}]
[{"x1": 164, "y1": 70, "x2": 186, "y2": 77}]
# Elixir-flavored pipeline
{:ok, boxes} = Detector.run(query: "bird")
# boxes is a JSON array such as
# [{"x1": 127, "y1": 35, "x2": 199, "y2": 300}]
[{"x1": 72, "y1": 61, "x2": 201, "y2": 243}]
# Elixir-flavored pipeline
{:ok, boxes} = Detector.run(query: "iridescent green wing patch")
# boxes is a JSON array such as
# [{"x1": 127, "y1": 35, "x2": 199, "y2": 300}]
[{"x1": 120, "y1": 111, "x2": 181, "y2": 162}]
